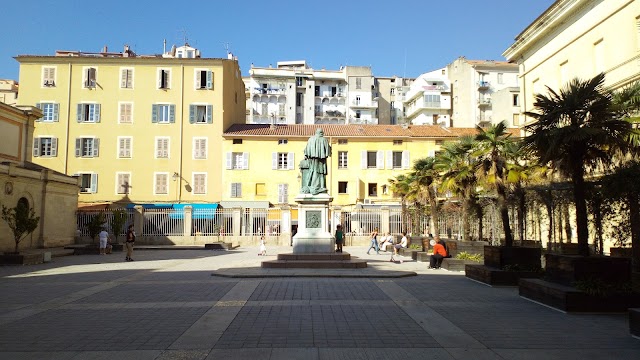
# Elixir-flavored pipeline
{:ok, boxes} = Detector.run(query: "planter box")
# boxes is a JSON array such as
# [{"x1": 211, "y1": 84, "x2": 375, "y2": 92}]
[
  {"x1": 399, "y1": 248, "x2": 419, "y2": 258},
  {"x1": 520, "y1": 278, "x2": 640, "y2": 312},
  {"x1": 441, "y1": 258, "x2": 481, "y2": 271},
  {"x1": 465, "y1": 264, "x2": 541, "y2": 286},
  {"x1": 0, "y1": 253, "x2": 44, "y2": 265},
  {"x1": 610, "y1": 247, "x2": 633, "y2": 258},
  {"x1": 484, "y1": 246, "x2": 542, "y2": 270},
  {"x1": 545, "y1": 254, "x2": 632, "y2": 287},
  {"x1": 414, "y1": 252, "x2": 429, "y2": 262},
  {"x1": 630, "y1": 308, "x2": 640, "y2": 337}
]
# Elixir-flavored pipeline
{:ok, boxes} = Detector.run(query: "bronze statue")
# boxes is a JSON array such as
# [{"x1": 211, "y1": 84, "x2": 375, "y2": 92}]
[{"x1": 301, "y1": 128, "x2": 331, "y2": 195}]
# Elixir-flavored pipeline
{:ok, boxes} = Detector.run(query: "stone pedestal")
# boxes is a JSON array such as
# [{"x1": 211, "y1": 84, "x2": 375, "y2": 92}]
[{"x1": 292, "y1": 193, "x2": 334, "y2": 253}]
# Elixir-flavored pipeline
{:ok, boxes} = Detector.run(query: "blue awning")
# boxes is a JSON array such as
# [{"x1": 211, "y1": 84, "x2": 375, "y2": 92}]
[{"x1": 125, "y1": 203, "x2": 218, "y2": 220}]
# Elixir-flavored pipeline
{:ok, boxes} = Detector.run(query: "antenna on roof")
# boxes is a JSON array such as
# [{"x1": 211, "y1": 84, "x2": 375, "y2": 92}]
[{"x1": 178, "y1": 29, "x2": 189, "y2": 46}]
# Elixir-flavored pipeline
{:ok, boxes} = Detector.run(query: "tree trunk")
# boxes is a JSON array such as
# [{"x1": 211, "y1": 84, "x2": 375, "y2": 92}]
[
  {"x1": 628, "y1": 193, "x2": 640, "y2": 272},
  {"x1": 476, "y1": 204, "x2": 484, "y2": 242},
  {"x1": 517, "y1": 187, "x2": 526, "y2": 242},
  {"x1": 563, "y1": 203, "x2": 572, "y2": 243},
  {"x1": 497, "y1": 184, "x2": 513, "y2": 247},
  {"x1": 543, "y1": 190, "x2": 554, "y2": 250},
  {"x1": 428, "y1": 188, "x2": 440, "y2": 241},
  {"x1": 572, "y1": 169, "x2": 590, "y2": 257}
]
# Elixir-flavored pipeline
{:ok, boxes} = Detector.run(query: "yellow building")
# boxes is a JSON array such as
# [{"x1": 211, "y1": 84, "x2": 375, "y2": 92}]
[
  {"x1": 221, "y1": 124, "x2": 479, "y2": 207},
  {"x1": 0, "y1": 102, "x2": 78, "y2": 252},
  {"x1": 15, "y1": 44, "x2": 246, "y2": 205},
  {"x1": 503, "y1": 0, "x2": 640, "y2": 122}
]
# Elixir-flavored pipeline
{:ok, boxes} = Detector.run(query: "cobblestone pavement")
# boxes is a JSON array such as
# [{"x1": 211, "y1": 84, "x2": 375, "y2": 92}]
[{"x1": 0, "y1": 246, "x2": 638, "y2": 359}]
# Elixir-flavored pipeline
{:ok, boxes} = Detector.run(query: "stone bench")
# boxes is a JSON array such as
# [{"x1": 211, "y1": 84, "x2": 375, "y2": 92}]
[{"x1": 441, "y1": 258, "x2": 481, "y2": 271}]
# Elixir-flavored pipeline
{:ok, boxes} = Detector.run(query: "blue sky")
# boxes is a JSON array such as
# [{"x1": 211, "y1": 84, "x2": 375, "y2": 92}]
[{"x1": 0, "y1": 0, "x2": 555, "y2": 81}]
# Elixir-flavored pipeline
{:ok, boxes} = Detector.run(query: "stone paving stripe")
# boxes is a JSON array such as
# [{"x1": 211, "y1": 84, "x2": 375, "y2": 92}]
[
  {"x1": 270, "y1": 347, "x2": 320, "y2": 360},
  {"x1": 155, "y1": 349, "x2": 211, "y2": 360},
  {"x1": 444, "y1": 348, "x2": 506, "y2": 360},
  {"x1": 69, "y1": 350, "x2": 163, "y2": 360},
  {"x1": 375, "y1": 281, "x2": 487, "y2": 350},
  {"x1": 205, "y1": 348, "x2": 270, "y2": 360},
  {"x1": 169, "y1": 281, "x2": 260, "y2": 350},
  {"x1": 0, "y1": 352, "x2": 79, "y2": 360},
  {"x1": 493, "y1": 348, "x2": 640, "y2": 360}
]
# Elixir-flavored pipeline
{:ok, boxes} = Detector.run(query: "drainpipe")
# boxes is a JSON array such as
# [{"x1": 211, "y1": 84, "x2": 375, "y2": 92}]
[
  {"x1": 38, "y1": 169, "x2": 49, "y2": 248},
  {"x1": 64, "y1": 63, "x2": 72, "y2": 175},
  {"x1": 178, "y1": 64, "x2": 184, "y2": 203}
]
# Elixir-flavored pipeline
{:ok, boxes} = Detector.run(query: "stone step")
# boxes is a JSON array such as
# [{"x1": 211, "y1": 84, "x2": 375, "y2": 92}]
[
  {"x1": 261, "y1": 259, "x2": 367, "y2": 269},
  {"x1": 441, "y1": 258, "x2": 481, "y2": 272},
  {"x1": 416, "y1": 252, "x2": 431, "y2": 262},
  {"x1": 277, "y1": 253, "x2": 351, "y2": 261},
  {"x1": 204, "y1": 242, "x2": 234, "y2": 250}
]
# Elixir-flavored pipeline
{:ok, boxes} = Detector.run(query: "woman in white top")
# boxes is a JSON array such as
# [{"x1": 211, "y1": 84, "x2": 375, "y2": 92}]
[
  {"x1": 379, "y1": 232, "x2": 393, "y2": 252},
  {"x1": 391, "y1": 232, "x2": 408, "y2": 263}
]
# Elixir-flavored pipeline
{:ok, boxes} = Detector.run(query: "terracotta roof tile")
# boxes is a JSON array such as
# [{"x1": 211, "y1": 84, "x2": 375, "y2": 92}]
[{"x1": 223, "y1": 124, "x2": 519, "y2": 139}]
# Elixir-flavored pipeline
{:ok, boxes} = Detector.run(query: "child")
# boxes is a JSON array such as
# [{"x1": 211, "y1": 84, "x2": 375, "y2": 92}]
[
  {"x1": 259, "y1": 236, "x2": 267, "y2": 256},
  {"x1": 335, "y1": 225, "x2": 344, "y2": 253}
]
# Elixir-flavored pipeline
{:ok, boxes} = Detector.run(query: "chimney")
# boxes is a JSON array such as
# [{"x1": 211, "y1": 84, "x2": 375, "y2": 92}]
[
  {"x1": 123, "y1": 45, "x2": 130, "y2": 57},
  {"x1": 163, "y1": 39, "x2": 167, "y2": 54},
  {"x1": 102, "y1": 45, "x2": 108, "y2": 53}
]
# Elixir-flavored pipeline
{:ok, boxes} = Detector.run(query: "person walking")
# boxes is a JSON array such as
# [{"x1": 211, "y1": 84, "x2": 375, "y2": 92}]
[
  {"x1": 125, "y1": 224, "x2": 135, "y2": 261},
  {"x1": 335, "y1": 224, "x2": 344, "y2": 253},
  {"x1": 366, "y1": 228, "x2": 380, "y2": 255},
  {"x1": 259, "y1": 236, "x2": 267, "y2": 256}
]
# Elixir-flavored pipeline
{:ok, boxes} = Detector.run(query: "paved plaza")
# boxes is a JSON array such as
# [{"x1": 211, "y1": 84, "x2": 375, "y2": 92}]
[{"x1": 0, "y1": 245, "x2": 638, "y2": 359}]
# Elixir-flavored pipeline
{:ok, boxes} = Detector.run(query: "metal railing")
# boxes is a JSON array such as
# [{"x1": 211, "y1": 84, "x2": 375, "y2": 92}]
[
  {"x1": 76, "y1": 209, "x2": 135, "y2": 237},
  {"x1": 192, "y1": 208, "x2": 234, "y2": 236},
  {"x1": 142, "y1": 209, "x2": 183, "y2": 236}
]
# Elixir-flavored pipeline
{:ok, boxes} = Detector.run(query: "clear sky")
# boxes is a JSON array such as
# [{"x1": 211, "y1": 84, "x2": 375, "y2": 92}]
[{"x1": 0, "y1": 0, "x2": 555, "y2": 81}]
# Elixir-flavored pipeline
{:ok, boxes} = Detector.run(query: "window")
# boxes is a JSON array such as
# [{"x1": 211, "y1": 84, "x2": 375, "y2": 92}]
[
  {"x1": 193, "y1": 173, "x2": 206, "y2": 194},
  {"x1": 393, "y1": 140, "x2": 402, "y2": 145},
  {"x1": 119, "y1": 102, "x2": 133, "y2": 124},
  {"x1": 231, "y1": 183, "x2": 242, "y2": 198},
  {"x1": 315, "y1": 86, "x2": 320, "y2": 96},
  {"x1": 233, "y1": 139, "x2": 243, "y2": 144},
  {"x1": 392, "y1": 151, "x2": 403, "y2": 169},
  {"x1": 337, "y1": 139, "x2": 348, "y2": 145},
  {"x1": 76, "y1": 103, "x2": 101, "y2": 123},
  {"x1": 155, "y1": 137, "x2": 170, "y2": 158},
  {"x1": 226, "y1": 152, "x2": 249, "y2": 169},
  {"x1": 367, "y1": 151, "x2": 377, "y2": 168},
  {"x1": 152, "y1": 104, "x2": 175, "y2": 123},
  {"x1": 338, "y1": 181, "x2": 348, "y2": 194},
  {"x1": 32, "y1": 137, "x2": 57, "y2": 157},
  {"x1": 296, "y1": 93, "x2": 303, "y2": 105},
  {"x1": 390, "y1": 88, "x2": 395, "y2": 95},
  {"x1": 272, "y1": 152, "x2": 294, "y2": 170},
  {"x1": 158, "y1": 69, "x2": 171, "y2": 89},
  {"x1": 118, "y1": 137, "x2": 132, "y2": 158},
  {"x1": 193, "y1": 138, "x2": 207, "y2": 159},
  {"x1": 390, "y1": 101, "x2": 395, "y2": 109},
  {"x1": 424, "y1": 94, "x2": 441, "y2": 106},
  {"x1": 296, "y1": 77, "x2": 303, "y2": 86},
  {"x1": 382, "y1": 185, "x2": 389, "y2": 195},
  {"x1": 497, "y1": 73, "x2": 504, "y2": 84},
  {"x1": 368, "y1": 183, "x2": 377, "y2": 197},
  {"x1": 83, "y1": 67, "x2": 97, "y2": 88},
  {"x1": 256, "y1": 183, "x2": 266, "y2": 196},
  {"x1": 278, "y1": 103, "x2": 285, "y2": 116},
  {"x1": 355, "y1": 110, "x2": 361, "y2": 119},
  {"x1": 338, "y1": 151, "x2": 348, "y2": 169},
  {"x1": 189, "y1": 104, "x2": 213, "y2": 124},
  {"x1": 154, "y1": 173, "x2": 168, "y2": 195},
  {"x1": 513, "y1": 94, "x2": 520, "y2": 107},
  {"x1": 35, "y1": 103, "x2": 59, "y2": 122},
  {"x1": 278, "y1": 184, "x2": 288, "y2": 204},
  {"x1": 75, "y1": 137, "x2": 99, "y2": 157},
  {"x1": 513, "y1": 114, "x2": 520, "y2": 126},
  {"x1": 42, "y1": 67, "x2": 56, "y2": 87},
  {"x1": 78, "y1": 173, "x2": 98, "y2": 193},
  {"x1": 355, "y1": 96, "x2": 361, "y2": 105},
  {"x1": 278, "y1": 139, "x2": 288, "y2": 145},
  {"x1": 356, "y1": 77, "x2": 362, "y2": 89},
  {"x1": 120, "y1": 68, "x2": 133, "y2": 89},
  {"x1": 116, "y1": 173, "x2": 131, "y2": 194},
  {"x1": 195, "y1": 69, "x2": 213, "y2": 90}
]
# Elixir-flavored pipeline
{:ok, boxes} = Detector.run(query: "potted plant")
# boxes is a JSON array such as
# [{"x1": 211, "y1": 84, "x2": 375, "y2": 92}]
[
  {"x1": 1, "y1": 201, "x2": 42, "y2": 265},
  {"x1": 109, "y1": 208, "x2": 127, "y2": 252}
]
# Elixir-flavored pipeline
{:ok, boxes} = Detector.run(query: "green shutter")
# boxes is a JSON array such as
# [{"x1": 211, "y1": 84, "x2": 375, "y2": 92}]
[
  {"x1": 169, "y1": 105, "x2": 175, "y2": 123},
  {"x1": 35, "y1": 103, "x2": 42, "y2": 121},
  {"x1": 189, "y1": 105, "x2": 195, "y2": 124},
  {"x1": 94, "y1": 104, "x2": 101, "y2": 123},
  {"x1": 53, "y1": 103, "x2": 59, "y2": 122},
  {"x1": 206, "y1": 105, "x2": 213, "y2": 123},
  {"x1": 75, "y1": 138, "x2": 81, "y2": 157},
  {"x1": 33, "y1": 138, "x2": 40, "y2": 157},
  {"x1": 206, "y1": 71, "x2": 213, "y2": 89},
  {"x1": 92, "y1": 138, "x2": 100, "y2": 157},
  {"x1": 77, "y1": 104, "x2": 83, "y2": 122},
  {"x1": 51, "y1": 138, "x2": 58, "y2": 157},
  {"x1": 151, "y1": 104, "x2": 158, "y2": 123}
]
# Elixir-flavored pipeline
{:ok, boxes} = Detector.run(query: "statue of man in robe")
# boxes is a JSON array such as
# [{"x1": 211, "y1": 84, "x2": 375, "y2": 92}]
[{"x1": 301, "y1": 128, "x2": 331, "y2": 195}]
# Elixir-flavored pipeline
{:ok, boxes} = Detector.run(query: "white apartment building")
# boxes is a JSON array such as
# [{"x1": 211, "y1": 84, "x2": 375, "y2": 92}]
[
  {"x1": 244, "y1": 61, "x2": 380, "y2": 125},
  {"x1": 402, "y1": 68, "x2": 452, "y2": 126},
  {"x1": 447, "y1": 57, "x2": 520, "y2": 128},
  {"x1": 376, "y1": 76, "x2": 415, "y2": 125},
  {"x1": 0, "y1": 79, "x2": 18, "y2": 105},
  {"x1": 503, "y1": 0, "x2": 640, "y2": 124}
]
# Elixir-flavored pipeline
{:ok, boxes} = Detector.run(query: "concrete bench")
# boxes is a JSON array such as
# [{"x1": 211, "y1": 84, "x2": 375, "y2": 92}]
[{"x1": 441, "y1": 258, "x2": 481, "y2": 271}]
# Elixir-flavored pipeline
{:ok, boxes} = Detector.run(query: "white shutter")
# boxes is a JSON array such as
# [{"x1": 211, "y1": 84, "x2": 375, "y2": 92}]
[
  {"x1": 75, "y1": 138, "x2": 81, "y2": 157},
  {"x1": 272, "y1": 152, "x2": 278, "y2": 170},
  {"x1": 243, "y1": 152, "x2": 249, "y2": 169},
  {"x1": 90, "y1": 174, "x2": 98, "y2": 193},
  {"x1": 386, "y1": 150, "x2": 393, "y2": 169},
  {"x1": 51, "y1": 138, "x2": 58, "y2": 157},
  {"x1": 119, "y1": 138, "x2": 126, "y2": 157},
  {"x1": 288, "y1": 152, "x2": 294, "y2": 170},
  {"x1": 361, "y1": 150, "x2": 367, "y2": 169},
  {"x1": 200, "y1": 139, "x2": 206, "y2": 159},
  {"x1": 53, "y1": 104, "x2": 59, "y2": 122},
  {"x1": 93, "y1": 138, "x2": 100, "y2": 157},
  {"x1": 33, "y1": 138, "x2": 40, "y2": 157},
  {"x1": 376, "y1": 150, "x2": 384, "y2": 169},
  {"x1": 428, "y1": 150, "x2": 436, "y2": 158},
  {"x1": 226, "y1": 152, "x2": 233, "y2": 169},
  {"x1": 402, "y1": 150, "x2": 410, "y2": 169},
  {"x1": 94, "y1": 104, "x2": 101, "y2": 122}
]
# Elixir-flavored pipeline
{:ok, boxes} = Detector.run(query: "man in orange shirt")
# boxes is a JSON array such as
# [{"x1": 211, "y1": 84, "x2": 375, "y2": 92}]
[{"x1": 429, "y1": 240, "x2": 448, "y2": 269}]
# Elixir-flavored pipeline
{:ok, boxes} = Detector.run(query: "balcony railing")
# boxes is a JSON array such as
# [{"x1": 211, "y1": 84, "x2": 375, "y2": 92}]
[
  {"x1": 478, "y1": 81, "x2": 490, "y2": 89},
  {"x1": 351, "y1": 100, "x2": 378, "y2": 108},
  {"x1": 252, "y1": 88, "x2": 286, "y2": 95},
  {"x1": 477, "y1": 98, "x2": 492, "y2": 107},
  {"x1": 316, "y1": 110, "x2": 345, "y2": 118}
]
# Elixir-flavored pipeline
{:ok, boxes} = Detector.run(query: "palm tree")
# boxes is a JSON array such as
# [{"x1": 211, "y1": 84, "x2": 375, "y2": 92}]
[
  {"x1": 435, "y1": 136, "x2": 478, "y2": 241},
  {"x1": 524, "y1": 73, "x2": 635, "y2": 256},
  {"x1": 388, "y1": 174, "x2": 412, "y2": 230},
  {"x1": 474, "y1": 121, "x2": 515, "y2": 246},
  {"x1": 411, "y1": 157, "x2": 441, "y2": 240}
]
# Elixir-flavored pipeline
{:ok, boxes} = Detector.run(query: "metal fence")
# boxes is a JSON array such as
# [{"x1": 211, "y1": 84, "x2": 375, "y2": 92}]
[
  {"x1": 192, "y1": 208, "x2": 234, "y2": 236},
  {"x1": 242, "y1": 208, "x2": 281, "y2": 237},
  {"x1": 142, "y1": 209, "x2": 183, "y2": 236}
]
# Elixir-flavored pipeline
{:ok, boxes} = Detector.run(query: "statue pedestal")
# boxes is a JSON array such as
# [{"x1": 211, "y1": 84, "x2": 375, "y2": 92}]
[{"x1": 292, "y1": 193, "x2": 334, "y2": 253}]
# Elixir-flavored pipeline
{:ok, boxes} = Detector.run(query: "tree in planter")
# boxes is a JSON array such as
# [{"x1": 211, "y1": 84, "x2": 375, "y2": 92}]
[
  {"x1": 110, "y1": 209, "x2": 128, "y2": 244},
  {"x1": 86, "y1": 212, "x2": 106, "y2": 246},
  {"x1": 1, "y1": 201, "x2": 40, "y2": 254},
  {"x1": 524, "y1": 73, "x2": 637, "y2": 256}
]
